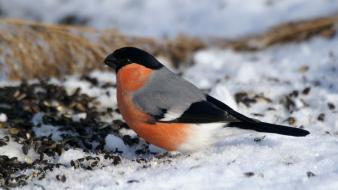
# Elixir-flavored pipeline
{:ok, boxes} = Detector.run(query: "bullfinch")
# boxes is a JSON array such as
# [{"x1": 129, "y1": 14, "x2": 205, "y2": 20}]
[{"x1": 104, "y1": 47, "x2": 310, "y2": 152}]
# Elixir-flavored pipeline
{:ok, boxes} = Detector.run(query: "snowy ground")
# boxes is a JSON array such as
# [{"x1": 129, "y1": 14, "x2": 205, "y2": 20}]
[
  {"x1": 0, "y1": 0, "x2": 338, "y2": 189},
  {"x1": 0, "y1": 0, "x2": 337, "y2": 38},
  {"x1": 0, "y1": 34, "x2": 337, "y2": 189}
]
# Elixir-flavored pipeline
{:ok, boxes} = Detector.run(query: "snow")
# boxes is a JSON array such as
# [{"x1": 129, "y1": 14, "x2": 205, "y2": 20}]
[
  {"x1": 0, "y1": 135, "x2": 39, "y2": 163},
  {"x1": 104, "y1": 134, "x2": 128, "y2": 154},
  {"x1": 0, "y1": 0, "x2": 338, "y2": 189},
  {"x1": 209, "y1": 83, "x2": 239, "y2": 111},
  {"x1": 32, "y1": 112, "x2": 77, "y2": 141},
  {"x1": 58, "y1": 149, "x2": 88, "y2": 165},
  {"x1": 0, "y1": 0, "x2": 337, "y2": 38},
  {"x1": 72, "y1": 113, "x2": 87, "y2": 122},
  {"x1": 0, "y1": 34, "x2": 333, "y2": 190},
  {"x1": 0, "y1": 113, "x2": 7, "y2": 122}
]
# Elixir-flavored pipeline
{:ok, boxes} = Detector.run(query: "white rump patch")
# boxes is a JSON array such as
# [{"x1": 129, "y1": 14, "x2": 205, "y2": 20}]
[
  {"x1": 178, "y1": 123, "x2": 254, "y2": 152},
  {"x1": 178, "y1": 123, "x2": 224, "y2": 153}
]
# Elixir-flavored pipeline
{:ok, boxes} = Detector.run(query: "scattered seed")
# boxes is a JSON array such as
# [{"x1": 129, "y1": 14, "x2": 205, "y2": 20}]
[
  {"x1": 56, "y1": 174, "x2": 66, "y2": 182},
  {"x1": 328, "y1": 102, "x2": 335, "y2": 110},
  {"x1": 9, "y1": 128, "x2": 20, "y2": 135},
  {"x1": 3, "y1": 136, "x2": 9, "y2": 142},
  {"x1": 21, "y1": 144, "x2": 30, "y2": 155},
  {"x1": 0, "y1": 123, "x2": 6, "y2": 129},
  {"x1": 254, "y1": 136, "x2": 266, "y2": 142},
  {"x1": 127, "y1": 179, "x2": 140, "y2": 184},
  {"x1": 234, "y1": 92, "x2": 256, "y2": 107},
  {"x1": 244, "y1": 172, "x2": 255, "y2": 177},
  {"x1": 287, "y1": 117, "x2": 297, "y2": 125},
  {"x1": 267, "y1": 107, "x2": 276, "y2": 111},
  {"x1": 122, "y1": 135, "x2": 139, "y2": 146},
  {"x1": 252, "y1": 113, "x2": 264, "y2": 117},
  {"x1": 104, "y1": 153, "x2": 122, "y2": 165},
  {"x1": 317, "y1": 113, "x2": 325, "y2": 122},
  {"x1": 290, "y1": 90, "x2": 299, "y2": 97},
  {"x1": 302, "y1": 87, "x2": 311, "y2": 95},
  {"x1": 283, "y1": 96, "x2": 296, "y2": 113},
  {"x1": 227, "y1": 160, "x2": 236, "y2": 166},
  {"x1": 307, "y1": 171, "x2": 316, "y2": 178},
  {"x1": 81, "y1": 75, "x2": 99, "y2": 86},
  {"x1": 90, "y1": 160, "x2": 99, "y2": 168},
  {"x1": 0, "y1": 139, "x2": 7, "y2": 147},
  {"x1": 0, "y1": 78, "x2": 147, "y2": 188},
  {"x1": 70, "y1": 160, "x2": 80, "y2": 169}
]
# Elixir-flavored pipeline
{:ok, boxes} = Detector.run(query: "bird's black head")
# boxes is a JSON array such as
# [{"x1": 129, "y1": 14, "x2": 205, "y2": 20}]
[{"x1": 104, "y1": 47, "x2": 163, "y2": 72}]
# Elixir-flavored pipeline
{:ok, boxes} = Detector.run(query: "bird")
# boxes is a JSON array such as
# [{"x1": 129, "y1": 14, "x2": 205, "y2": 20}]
[{"x1": 104, "y1": 47, "x2": 310, "y2": 152}]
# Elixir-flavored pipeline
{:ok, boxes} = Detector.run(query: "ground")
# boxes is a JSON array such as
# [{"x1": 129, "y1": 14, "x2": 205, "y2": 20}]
[
  {"x1": 0, "y1": 35, "x2": 337, "y2": 189},
  {"x1": 0, "y1": 0, "x2": 338, "y2": 189}
]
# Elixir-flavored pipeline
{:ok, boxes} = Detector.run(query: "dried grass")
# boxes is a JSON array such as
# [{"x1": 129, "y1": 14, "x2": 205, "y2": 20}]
[
  {"x1": 0, "y1": 15, "x2": 337, "y2": 80},
  {"x1": 0, "y1": 19, "x2": 205, "y2": 80},
  {"x1": 213, "y1": 16, "x2": 338, "y2": 51},
  {"x1": 0, "y1": 19, "x2": 105, "y2": 79}
]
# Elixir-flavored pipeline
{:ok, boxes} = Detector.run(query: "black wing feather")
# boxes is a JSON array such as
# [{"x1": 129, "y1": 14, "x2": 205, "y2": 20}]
[
  {"x1": 206, "y1": 95, "x2": 257, "y2": 122},
  {"x1": 227, "y1": 122, "x2": 310, "y2": 136},
  {"x1": 152, "y1": 95, "x2": 310, "y2": 137},
  {"x1": 206, "y1": 96, "x2": 309, "y2": 136},
  {"x1": 158, "y1": 99, "x2": 239, "y2": 123}
]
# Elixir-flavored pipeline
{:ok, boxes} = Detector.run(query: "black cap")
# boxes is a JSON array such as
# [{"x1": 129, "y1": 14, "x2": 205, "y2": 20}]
[{"x1": 104, "y1": 47, "x2": 163, "y2": 72}]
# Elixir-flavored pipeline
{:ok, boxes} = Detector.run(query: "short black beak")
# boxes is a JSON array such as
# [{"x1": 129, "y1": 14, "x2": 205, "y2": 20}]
[{"x1": 104, "y1": 54, "x2": 118, "y2": 69}]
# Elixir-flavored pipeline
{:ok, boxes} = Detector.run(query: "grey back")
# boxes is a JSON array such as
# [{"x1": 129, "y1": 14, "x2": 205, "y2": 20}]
[{"x1": 132, "y1": 67, "x2": 205, "y2": 119}]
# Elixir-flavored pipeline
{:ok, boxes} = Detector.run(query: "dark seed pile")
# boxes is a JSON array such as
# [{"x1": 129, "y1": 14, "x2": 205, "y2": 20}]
[
  {"x1": 0, "y1": 155, "x2": 65, "y2": 188},
  {"x1": 0, "y1": 75, "x2": 331, "y2": 188},
  {"x1": 234, "y1": 92, "x2": 272, "y2": 108},
  {"x1": 0, "y1": 77, "x2": 150, "y2": 188},
  {"x1": 233, "y1": 86, "x2": 334, "y2": 130}
]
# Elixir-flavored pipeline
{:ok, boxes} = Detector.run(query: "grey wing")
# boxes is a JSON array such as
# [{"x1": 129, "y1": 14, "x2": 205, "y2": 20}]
[
  {"x1": 132, "y1": 67, "x2": 205, "y2": 121},
  {"x1": 132, "y1": 67, "x2": 239, "y2": 123}
]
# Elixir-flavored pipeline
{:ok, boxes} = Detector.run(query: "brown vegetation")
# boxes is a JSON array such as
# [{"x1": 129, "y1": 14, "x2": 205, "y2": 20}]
[
  {"x1": 214, "y1": 16, "x2": 338, "y2": 51},
  {"x1": 0, "y1": 15, "x2": 337, "y2": 80},
  {"x1": 0, "y1": 19, "x2": 205, "y2": 80}
]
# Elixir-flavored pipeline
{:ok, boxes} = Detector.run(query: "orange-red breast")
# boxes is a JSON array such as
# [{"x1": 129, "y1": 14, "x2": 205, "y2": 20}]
[{"x1": 104, "y1": 47, "x2": 309, "y2": 152}]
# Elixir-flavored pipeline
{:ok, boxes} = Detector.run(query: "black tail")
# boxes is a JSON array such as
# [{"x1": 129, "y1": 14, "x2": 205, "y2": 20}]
[{"x1": 227, "y1": 121, "x2": 310, "y2": 137}]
